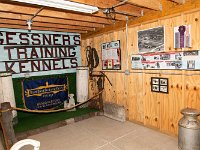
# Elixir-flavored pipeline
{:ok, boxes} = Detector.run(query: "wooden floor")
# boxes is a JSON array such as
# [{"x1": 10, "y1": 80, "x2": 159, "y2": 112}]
[{"x1": 22, "y1": 116, "x2": 178, "y2": 150}]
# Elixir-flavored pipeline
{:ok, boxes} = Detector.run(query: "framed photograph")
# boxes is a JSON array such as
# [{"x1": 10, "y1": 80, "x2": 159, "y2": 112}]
[
  {"x1": 187, "y1": 60, "x2": 195, "y2": 69},
  {"x1": 152, "y1": 78, "x2": 159, "y2": 84},
  {"x1": 152, "y1": 85, "x2": 160, "y2": 92},
  {"x1": 138, "y1": 26, "x2": 165, "y2": 53},
  {"x1": 151, "y1": 77, "x2": 168, "y2": 94},
  {"x1": 160, "y1": 78, "x2": 168, "y2": 85},
  {"x1": 174, "y1": 25, "x2": 191, "y2": 48},
  {"x1": 160, "y1": 86, "x2": 168, "y2": 93},
  {"x1": 102, "y1": 40, "x2": 121, "y2": 70}
]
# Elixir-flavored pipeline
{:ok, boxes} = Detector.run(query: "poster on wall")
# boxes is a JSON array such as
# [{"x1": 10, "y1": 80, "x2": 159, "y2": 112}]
[
  {"x1": 23, "y1": 77, "x2": 68, "y2": 110},
  {"x1": 0, "y1": 28, "x2": 81, "y2": 78},
  {"x1": 131, "y1": 55, "x2": 143, "y2": 69},
  {"x1": 182, "y1": 51, "x2": 200, "y2": 69},
  {"x1": 174, "y1": 25, "x2": 191, "y2": 48},
  {"x1": 101, "y1": 40, "x2": 121, "y2": 70},
  {"x1": 151, "y1": 77, "x2": 168, "y2": 94},
  {"x1": 131, "y1": 50, "x2": 200, "y2": 70},
  {"x1": 138, "y1": 26, "x2": 164, "y2": 53}
]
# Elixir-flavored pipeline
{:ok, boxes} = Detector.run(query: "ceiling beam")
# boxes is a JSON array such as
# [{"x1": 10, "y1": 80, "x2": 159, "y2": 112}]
[
  {"x1": 93, "y1": 11, "x2": 132, "y2": 20},
  {"x1": 169, "y1": 0, "x2": 185, "y2": 4},
  {"x1": 0, "y1": 24, "x2": 87, "y2": 33},
  {"x1": 127, "y1": 0, "x2": 162, "y2": 11},
  {"x1": 0, "y1": 12, "x2": 104, "y2": 28},
  {"x1": 0, "y1": 2, "x2": 112, "y2": 24},
  {"x1": 116, "y1": 4, "x2": 144, "y2": 16},
  {"x1": 82, "y1": 0, "x2": 199, "y2": 39},
  {"x1": 71, "y1": 0, "x2": 143, "y2": 16},
  {"x1": 0, "y1": 18, "x2": 95, "y2": 31}
]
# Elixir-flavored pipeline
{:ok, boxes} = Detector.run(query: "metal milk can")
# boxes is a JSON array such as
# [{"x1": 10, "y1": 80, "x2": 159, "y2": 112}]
[{"x1": 178, "y1": 108, "x2": 200, "y2": 150}]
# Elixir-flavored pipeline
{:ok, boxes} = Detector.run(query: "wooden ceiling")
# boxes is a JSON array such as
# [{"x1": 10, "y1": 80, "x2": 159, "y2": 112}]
[{"x1": 0, "y1": 0, "x2": 187, "y2": 37}]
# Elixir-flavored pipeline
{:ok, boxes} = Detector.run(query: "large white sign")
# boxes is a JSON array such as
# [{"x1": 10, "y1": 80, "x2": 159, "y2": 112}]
[{"x1": 0, "y1": 28, "x2": 81, "y2": 78}]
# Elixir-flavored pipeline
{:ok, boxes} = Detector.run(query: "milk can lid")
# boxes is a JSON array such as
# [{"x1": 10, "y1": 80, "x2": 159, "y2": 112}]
[{"x1": 181, "y1": 108, "x2": 200, "y2": 116}]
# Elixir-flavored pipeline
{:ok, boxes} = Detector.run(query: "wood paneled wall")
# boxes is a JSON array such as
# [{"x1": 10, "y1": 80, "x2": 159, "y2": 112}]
[{"x1": 81, "y1": 9, "x2": 200, "y2": 136}]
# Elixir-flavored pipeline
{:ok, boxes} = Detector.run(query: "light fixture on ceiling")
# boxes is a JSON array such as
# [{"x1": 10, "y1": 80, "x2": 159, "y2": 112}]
[
  {"x1": 26, "y1": 19, "x2": 32, "y2": 31},
  {"x1": 11, "y1": 0, "x2": 99, "y2": 14}
]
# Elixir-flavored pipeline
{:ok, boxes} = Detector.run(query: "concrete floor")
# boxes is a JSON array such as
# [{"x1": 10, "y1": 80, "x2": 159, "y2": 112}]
[{"x1": 22, "y1": 116, "x2": 178, "y2": 150}]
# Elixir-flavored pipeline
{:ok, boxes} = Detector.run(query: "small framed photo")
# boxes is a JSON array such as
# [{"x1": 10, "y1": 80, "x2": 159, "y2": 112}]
[
  {"x1": 152, "y1": 78, "x2": 159, "y2": 84},
  {"x1": 151, "y1": 77, "x2": 168, "y2": 94},
  {"x1": 152, "y1": 85, "x2": 160, "y2": 92},
  {"x1": 160, "y1": 78, "x2": 168, "y2": 85},
  {"x1": 160, "y1": 86, "x2": 168, "y2": 93}
]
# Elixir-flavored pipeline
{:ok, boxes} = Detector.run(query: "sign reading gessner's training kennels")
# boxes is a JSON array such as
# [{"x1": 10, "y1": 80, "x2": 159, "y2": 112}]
[
  {"x1": 0, "y1": 28, "x2": 81, "y2": 78},
  {"x1": 23, "y1": 77, "x2": 68, "y2": 110}
]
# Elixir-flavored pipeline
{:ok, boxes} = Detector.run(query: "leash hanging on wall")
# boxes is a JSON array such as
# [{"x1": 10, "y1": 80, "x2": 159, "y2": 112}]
[{"x1": 86, "y1": 46, "x2": 99, "y2": 76}]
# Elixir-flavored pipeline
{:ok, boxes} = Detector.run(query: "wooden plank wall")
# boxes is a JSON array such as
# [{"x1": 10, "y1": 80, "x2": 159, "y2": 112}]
[{"x1": 81, "y1": 9, "x2": 200, "y2": 136}]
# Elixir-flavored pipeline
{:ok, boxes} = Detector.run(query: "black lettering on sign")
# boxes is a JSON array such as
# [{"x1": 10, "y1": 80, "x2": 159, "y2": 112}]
[
  {"x1": 31, "y1": 61, "x2": 41, "y2": 72},
  {"x1": 31, "y1": 34, "x2": 41, "y2": 45},
  {"x1": 19, "y1": 61, "x2": 29, "y2": 73},
  {"x1": 0, "y1": 30, "x2": 80, "y2": 75},
  {"x1": 6, "y1": 32, "x2": 17, "y2": 45},
  {"x1": 73, "y1": 35, "x2": 80, "y2": 46},
  {"x1": 19, "y1": 33, "x2": 29, "y2": 45},
  {"x1": 5, "y1": 62, "x2": 16, "y2": 73},
  {"x1": 4, "y1": 47, "x2": 13, "y2": 60},
  {"x1": 70, "y1": 58, "x2": 78, "y2": 68},
  {"x1": 0, "y1": 32, "x2": 4, "y2": 45},
  {"x1": 17, "y1": 48, "x2": 28, "y2": 59}
]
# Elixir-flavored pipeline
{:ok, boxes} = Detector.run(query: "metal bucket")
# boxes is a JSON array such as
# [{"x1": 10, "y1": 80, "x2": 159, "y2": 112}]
[
  {"x1": 178, "y1": 108, "x2": 200, "y2": 150},
  {"x1": 76, "y1": 67, "x2": 89, "y2": 103},
  {"x1": 0, "y1": 72, "x2": 17, "y2": 119}
]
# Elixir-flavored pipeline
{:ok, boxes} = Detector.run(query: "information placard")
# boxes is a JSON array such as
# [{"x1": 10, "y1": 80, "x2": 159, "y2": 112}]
[
  {"x1": 131, "y1": 50, "x2": 200, "y2": 70},
  {"x1": 101, "y1": 40, "x2": 121, "y2": 70}
]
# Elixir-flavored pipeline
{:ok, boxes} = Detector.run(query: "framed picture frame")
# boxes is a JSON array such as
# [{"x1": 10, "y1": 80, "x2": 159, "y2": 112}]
[
  {"x1": 151, "y1": 77, "x2": 168, "y2": 94},
  {"x1": 160, "y1": 78, "x2": 168, "y2": 85},
  {"x1": 101, "y1": 40, "x2": 121, "y2": 70},
  {"x1": 152, "y1": 78, "x2": 159, "y2": 84},
  {"x1": 174, "y1": 25, "x2": 192, "y2": 48},
  {"x1": 138, "y1": 26, "x2": 165, "y2": 53}
]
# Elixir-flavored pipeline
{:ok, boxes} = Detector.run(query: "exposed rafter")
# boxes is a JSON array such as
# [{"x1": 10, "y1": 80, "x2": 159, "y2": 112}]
[
  {"x1": 0, "y1": 12, "x2": 104, "y2": 28},
  {"x1": 0, "y1": 24, "x2": 87, "y2": 33},
  {"x1": 127, "y1": 0, "x2": 162, "y2": 11},
  {"x1": 170, "y1": 0, "x2": 185, "y2": 4},
  {"x1": 0, "y1": 3, "x2": 112, "y2": 24},
  {"x1": 0, "y1": 18, "x2": 95, "y2": 31},
  {"x1": 71, "y1": 0, "x2": 143, "y2": 17},
  {"x1": 0, "y1": 0, "x2": 196, "y2": 35}
]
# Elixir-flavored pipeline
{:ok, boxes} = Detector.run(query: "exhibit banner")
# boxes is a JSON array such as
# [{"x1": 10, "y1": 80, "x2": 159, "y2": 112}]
[
  {"x1": 131, "y1": 50, "x2": 200, "y2": 70},
  {"x1": 23, "y1": 77, "x2": 68, "y2": 110},
  {"x1": 0, "y1": 28, "x2": 81, "y2": 78},
  {"x1": 174, "y1": 25, "x2": 191, "y2": 48}
]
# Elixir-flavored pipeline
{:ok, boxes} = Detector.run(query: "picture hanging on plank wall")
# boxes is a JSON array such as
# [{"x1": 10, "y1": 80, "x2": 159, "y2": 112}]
[
  {"x1": 174, "y1": 25, "x2": 191, "y2": 48},
  {"x1": 131, "y1": 50, "x2": 200, "y2": 70},
  {"x1": 151, "y1": 77, "x2": 168, "y2": 94},
  {"x1": 138, "y1": 26, "x2": 165, "y2": 53},
  {"x1": 101, "y1": 40, "x2": 121, "y2": 70}
]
